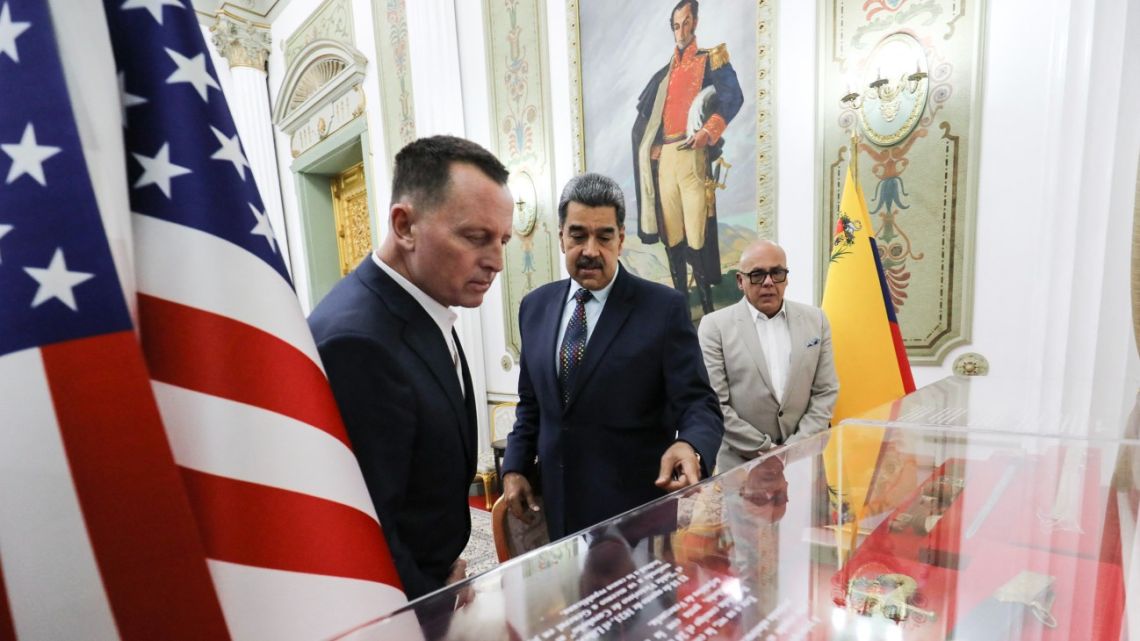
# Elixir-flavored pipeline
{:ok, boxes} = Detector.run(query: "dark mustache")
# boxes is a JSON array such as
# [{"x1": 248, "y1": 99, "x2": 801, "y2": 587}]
[{"x1": 576, "y1": 257, "x2": 604, "y2": 270}]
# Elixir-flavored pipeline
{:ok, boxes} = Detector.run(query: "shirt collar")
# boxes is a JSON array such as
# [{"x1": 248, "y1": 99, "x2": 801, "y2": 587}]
[
  {"x1": 566, "y1": 262, "x2": 621, "y2": 305},
  {"x1": 373, "y1": 252, "x2": 458, "y2": 337},
  {"x1": 674, "y1": 40, "x2": 698, "y2": 63},
  {"x1": 748, "y1": 298, "x2": 786, "y2": 323}
]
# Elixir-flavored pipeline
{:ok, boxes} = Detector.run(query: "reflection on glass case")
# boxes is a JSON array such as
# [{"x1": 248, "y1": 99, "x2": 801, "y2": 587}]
[{"x1": 336, "y1": 378, "x2": 1139, "y2": 641}]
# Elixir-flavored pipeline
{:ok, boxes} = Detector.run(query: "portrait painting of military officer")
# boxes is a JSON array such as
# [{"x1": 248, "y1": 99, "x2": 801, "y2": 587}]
[{"x1": 576, "y1": 0, "x2": 764, "y2": 322}]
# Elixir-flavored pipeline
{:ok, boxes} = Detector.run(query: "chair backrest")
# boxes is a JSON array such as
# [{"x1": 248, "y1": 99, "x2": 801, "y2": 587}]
[
  {"x1": 489, "y1": 402, "x2": 518, "y2": 445},
  {"x1": 490, "y1": 495, "x2": 550, "y2": 562}
]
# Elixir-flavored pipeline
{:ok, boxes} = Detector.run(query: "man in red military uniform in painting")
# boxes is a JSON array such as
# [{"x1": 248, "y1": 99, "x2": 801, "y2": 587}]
[{"x1": 632, "y1": 0, "x2": 743, "y2": 316}]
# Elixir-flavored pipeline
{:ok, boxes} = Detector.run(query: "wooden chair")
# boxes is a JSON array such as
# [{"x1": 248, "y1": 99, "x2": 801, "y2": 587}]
[
  {"x1": 472, "y1": 453, "x2": 498, "y2": 511},
  {"x1": 490, "y1": 495, "x2": 549, "y2": 562},
  {"x1": 489, "y1": 402, "x2": 518, "y2": 491}
]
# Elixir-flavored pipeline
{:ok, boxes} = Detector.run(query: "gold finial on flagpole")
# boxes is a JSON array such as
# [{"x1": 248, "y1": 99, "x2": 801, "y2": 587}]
[{"x1": 840, "y1": 86, "x2": 862, "y2": 180}]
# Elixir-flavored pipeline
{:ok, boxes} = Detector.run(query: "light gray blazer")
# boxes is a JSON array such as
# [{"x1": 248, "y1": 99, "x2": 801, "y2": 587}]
[{"x1": 698, "y1": 298, "x2": 839, "y2": 472}]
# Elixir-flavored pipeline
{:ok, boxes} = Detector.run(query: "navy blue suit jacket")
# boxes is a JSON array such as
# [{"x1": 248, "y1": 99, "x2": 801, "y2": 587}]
[
  {"x1": 308, "y1": 258, "x2": 475, "y2": 599},
  {"x1": 502, "y1": 265, "x2": 723, "y2": 539}
]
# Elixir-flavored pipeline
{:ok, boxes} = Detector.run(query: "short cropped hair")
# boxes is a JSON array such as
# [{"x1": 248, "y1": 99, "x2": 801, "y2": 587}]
[
  {"x1": 671, "y1": 0, "x2": 698, "y2": 24},
  {"x1": 557, "y1": 173, "x2": 626, "y2": 228},
  {"x1": 390, "y1": 135, "x2": 509, "y2": 211}
]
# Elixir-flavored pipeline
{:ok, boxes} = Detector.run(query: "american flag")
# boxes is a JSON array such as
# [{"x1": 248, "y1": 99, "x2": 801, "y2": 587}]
[{"x1": 0, "y1": 1, "x2": 406, "y2": 639}]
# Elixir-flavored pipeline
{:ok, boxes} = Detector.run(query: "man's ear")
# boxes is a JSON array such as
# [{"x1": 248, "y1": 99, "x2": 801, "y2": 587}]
[{"x1": 389, "y1": 203, "x2": 416, "y2": 249}]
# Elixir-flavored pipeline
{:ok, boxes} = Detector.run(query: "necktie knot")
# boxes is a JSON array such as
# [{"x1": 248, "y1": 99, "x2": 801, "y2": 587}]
[{"x1": 574, "y1": 288, "x2": 592, "y2": 305}]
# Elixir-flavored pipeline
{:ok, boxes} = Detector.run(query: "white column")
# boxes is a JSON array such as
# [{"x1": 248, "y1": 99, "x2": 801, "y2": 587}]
[
  {"x1": 210, "y1": 14, "x2": 292, "y2": 272},
  {"x1": 405, "y1": 0, "x2": 466, "y2": 137}
]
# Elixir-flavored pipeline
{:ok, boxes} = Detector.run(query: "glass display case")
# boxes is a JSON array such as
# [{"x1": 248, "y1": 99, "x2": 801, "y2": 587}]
[{"x1": 335, "y1": 384, "x2": 1140, "y2": 640}]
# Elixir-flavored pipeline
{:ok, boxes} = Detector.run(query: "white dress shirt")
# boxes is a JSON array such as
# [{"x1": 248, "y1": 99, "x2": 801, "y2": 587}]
[
  {"x1": 373, "y1": 253, "x2": 464, "y2": 396},
  {"x1": 748, "y1": 300, "x2": 790, "y2": 403},
  {"x1": 554, "y1": 263, "x2": 620, "y2": 375}
]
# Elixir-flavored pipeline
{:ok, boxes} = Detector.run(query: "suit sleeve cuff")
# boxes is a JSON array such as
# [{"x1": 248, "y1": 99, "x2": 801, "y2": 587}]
[
  {"x1": 674, "y1": 438, "x2": 710, "y2": 478},
  {"x1": 703, "y1": 114, "x2": 727, "y2": 143}
]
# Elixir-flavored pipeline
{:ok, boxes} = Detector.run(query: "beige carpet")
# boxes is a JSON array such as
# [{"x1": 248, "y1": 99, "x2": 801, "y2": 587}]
[{"x1": 463, "y1": 507, "x2": 498, "y2": 577}]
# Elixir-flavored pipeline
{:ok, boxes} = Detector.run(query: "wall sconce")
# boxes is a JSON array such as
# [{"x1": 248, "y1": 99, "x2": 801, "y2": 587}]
[
  {"x1": 507, "y1": 170, "x2": 537, "y2": 236},
  {"x1": 839, "y1": 33, "x2": 930, "y2": 147}
]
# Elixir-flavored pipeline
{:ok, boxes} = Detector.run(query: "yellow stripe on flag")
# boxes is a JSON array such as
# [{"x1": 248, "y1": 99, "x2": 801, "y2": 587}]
[{"x1": 821, "y1": 165, "x2": 911, "y2": 530}]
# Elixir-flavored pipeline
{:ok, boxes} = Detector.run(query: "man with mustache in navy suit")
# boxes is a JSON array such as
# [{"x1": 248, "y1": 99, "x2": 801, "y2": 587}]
[{"x1": 501, "y1": 173, "x2": 723, "y2": 539}]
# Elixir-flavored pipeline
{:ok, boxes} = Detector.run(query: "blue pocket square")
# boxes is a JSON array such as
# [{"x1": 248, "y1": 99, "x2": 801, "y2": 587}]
[{"x1": 805, "y1": 337, "x2": 821, "y2": 348}]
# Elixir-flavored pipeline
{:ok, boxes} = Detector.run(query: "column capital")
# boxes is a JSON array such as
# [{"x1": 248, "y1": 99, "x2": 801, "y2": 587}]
[{"x1": 210, "y1": 13, "x2": 271, "y2": 71}]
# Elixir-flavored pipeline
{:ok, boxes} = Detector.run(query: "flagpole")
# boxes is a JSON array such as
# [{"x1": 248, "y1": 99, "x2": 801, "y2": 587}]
[{"x1": 849, "y1": 130, "x2": 860, "y2": 182}]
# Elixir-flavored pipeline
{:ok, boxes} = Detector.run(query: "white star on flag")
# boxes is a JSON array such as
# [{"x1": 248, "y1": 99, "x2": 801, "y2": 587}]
[
  {"x1": 0, "y1": 223, "x2": 12, "y2": 264},
  {"x1": 0, "y1": 2, "x2": 31, "y2": 63},
  {"x1": 249, "y1": 204, "x2": 277, "y2": 253},
  {"x1": 118, "y1": 71, "x2": 148, "y2": 127},
  {"x1": 165, "y1": 47, "x2": 219, "y2": 102},
  {"x1": 121, "y1": 0, "x2": 183, "y2": 25},
  {"x1": 210, "y1": 126, "x2": 250, "y2": 179},
  {"x1": 132, "y1": 142, "x2": 192, "y2": 198},
  {"x1": 24, "y1": 248, "x2": 95, "y2": 311},
  {"x1": 2, "y1": 123, "x2": 62, "y2": 186}
]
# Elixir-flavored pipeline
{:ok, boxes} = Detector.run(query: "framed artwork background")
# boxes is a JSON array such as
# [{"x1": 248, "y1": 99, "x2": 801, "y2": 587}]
[{"x1": 568, "y1": 0, "x2": 776, "y2": 322}]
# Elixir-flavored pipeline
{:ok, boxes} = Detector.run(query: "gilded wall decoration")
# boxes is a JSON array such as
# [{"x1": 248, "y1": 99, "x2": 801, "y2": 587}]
[
  {"x1": 284, "y1": 0, "x2": 353, "y2": 66},
  {"x1": 485, "y1": 0, "x2": 559, "y2": 361},
  {"x1": 820, "y1": 0, "x2": 984, "y2": 364},
  {"x1": 568, "y1": 0, "x2": 776, "y2": 323},
  {"x1": 373, "y1": 0, "x2": 416, "y2": 161},
  {"x1": 331, "y1": 162, "x2": 373, "y2": 277}
]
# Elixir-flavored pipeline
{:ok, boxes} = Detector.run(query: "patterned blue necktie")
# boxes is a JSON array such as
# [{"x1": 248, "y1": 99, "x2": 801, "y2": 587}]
[{"x1": 559, "y1": 288, "x2": 592, "y2": 405}]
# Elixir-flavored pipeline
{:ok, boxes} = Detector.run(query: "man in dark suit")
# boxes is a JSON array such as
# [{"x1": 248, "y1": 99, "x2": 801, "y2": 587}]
[
  {"x1": 501, "y1": 173, "x2": 723, "y2": 539},
  {"x1": 308, "y1": 136, "x2": 513, "y2": 599}
]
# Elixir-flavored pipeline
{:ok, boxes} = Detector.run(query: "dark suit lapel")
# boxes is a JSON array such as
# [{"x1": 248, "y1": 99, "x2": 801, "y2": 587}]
[
  {"x1": 455, "y1": 331, "x2": 476, "y2": 470},
  {"x1": 359, "y1": 260, "x2": 473, "y2": 468},
  {"x1": 537, "y1": 280, "x2": 571, "y2": 403},
  {"x1": 566, "y1": 267, "x2": 634, "y2": 412}
]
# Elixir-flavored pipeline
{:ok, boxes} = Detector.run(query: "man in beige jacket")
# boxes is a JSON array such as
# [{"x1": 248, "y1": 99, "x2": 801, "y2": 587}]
[{"x1": 698, "y1": 240, "x2": 839, "y2": 471}]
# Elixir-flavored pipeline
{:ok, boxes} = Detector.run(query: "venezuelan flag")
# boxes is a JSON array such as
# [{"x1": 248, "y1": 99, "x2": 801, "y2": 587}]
[
  {"x1": 823, "y1": 164, "x2": 916, "y2": 422},
  {"x1": 821, "y1": 163, "x2": 916, "y2": 542}
]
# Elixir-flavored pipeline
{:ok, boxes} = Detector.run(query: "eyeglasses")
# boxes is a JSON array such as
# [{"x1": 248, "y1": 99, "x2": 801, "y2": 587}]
[{"x1": 744, "y1": 268, "x2": 789, "y2": 284}]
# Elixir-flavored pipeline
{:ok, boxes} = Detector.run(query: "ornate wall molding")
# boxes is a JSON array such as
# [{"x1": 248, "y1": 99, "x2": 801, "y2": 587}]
[
  {"x1": 283, "y1": 0, "x2": 353, "y2": 67},
  {"x1": 952, "y1": 352, "x2": 989, "y2": 376},
  {"x1": 485, "y1": 0, "x2": 559, "y2": 360},
  {"x1": 820, "y1": 0, "x2": 984, "y2": 365},
  {"x1": 209, "y1": 12, "x2": 271, "y2": 70},
  {"x1": 753, "y1": 0, "x2": 775, "y2": 240},
  {"x1": 271, "y1": 39, "x2": 367, "y2": 157},
  {"x1": 372, "y1": 0, "x2": 417, "y2": 161}
]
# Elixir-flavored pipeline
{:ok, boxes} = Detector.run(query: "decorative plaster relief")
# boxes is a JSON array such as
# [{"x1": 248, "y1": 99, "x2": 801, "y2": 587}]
[
  {"x1": 210, "y1": 12, "x2": 271, "y2": 70},
  {"x1": 272, "y1": 39, "x2": 367, "y2": 157},
  {"x1": 284, "y1": 0, "x2": 353, "y2": 67},
  {"x1": 821, "y1": 0, "x2": 984, "y2": 365},
  {"x1": 373, "y1": 0, "x2": 417, "y2": 161},
  {"x1": 485, "y1": 0, "x2": 559, "y2": 360}
]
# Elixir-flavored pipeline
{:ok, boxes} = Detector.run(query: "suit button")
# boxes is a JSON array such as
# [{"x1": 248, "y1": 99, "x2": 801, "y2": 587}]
[{"x1": 778, "y1": 411, "x2": 784, "y2": 417}]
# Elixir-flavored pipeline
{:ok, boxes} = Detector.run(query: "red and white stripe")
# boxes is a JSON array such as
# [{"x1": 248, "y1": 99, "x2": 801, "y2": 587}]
[
  {"x1": 0, "y1": 335, "x2": 230, "y2": 641},
  {"x1": 132, "y1": 214, "x2": 407, "y2": 640}
]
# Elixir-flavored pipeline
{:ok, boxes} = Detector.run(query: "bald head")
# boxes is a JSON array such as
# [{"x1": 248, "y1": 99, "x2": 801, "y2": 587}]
[
  {"x1": 738, "y1": 239, "x2": 786, "y2": 271},
  {"x1": 736, "y1": 239, "x2": 789, "y2": 317}
]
